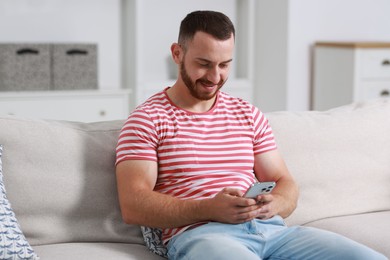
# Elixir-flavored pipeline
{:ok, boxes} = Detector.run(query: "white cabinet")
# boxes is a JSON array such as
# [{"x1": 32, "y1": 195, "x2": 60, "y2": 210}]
[
  {"x1": 0, "y1": 0, "x2": 255, "y2": 120},
  {"x1": 312, "y1": 42, "x2": 390, "y2": 110},
  {"x1": 122, "y1": 0, "x2": 255, "y2": 107},
  {"x1": 0, "y1": 90, "x2": 131, "y2": 122}
]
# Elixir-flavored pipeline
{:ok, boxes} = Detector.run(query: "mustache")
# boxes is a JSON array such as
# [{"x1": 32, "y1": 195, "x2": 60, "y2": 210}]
[{"x1": 197, "y1": 78, "x2": 226, "y2": 86}]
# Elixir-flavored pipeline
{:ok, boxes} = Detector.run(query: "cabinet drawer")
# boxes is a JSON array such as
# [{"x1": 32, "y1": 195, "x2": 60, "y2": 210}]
[
  {"x1": 0, "y1": 90, "x2": 131, "y2": 122},
  {"x1": 359, "y1": 81, "x2": 390, "y2": 100},
  {"x1": 360, "y1": 50, "x2": 390, "y2": 79}
]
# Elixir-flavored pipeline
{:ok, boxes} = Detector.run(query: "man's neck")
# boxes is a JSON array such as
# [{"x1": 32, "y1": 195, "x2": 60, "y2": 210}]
[{"x1": 166, "y1": 84, "x2": 217, "y2": 113}]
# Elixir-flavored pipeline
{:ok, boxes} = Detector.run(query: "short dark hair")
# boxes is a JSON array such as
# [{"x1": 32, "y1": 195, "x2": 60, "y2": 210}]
[{"x1": 178, "y1": 10, "x2": 235, "y2": 49}]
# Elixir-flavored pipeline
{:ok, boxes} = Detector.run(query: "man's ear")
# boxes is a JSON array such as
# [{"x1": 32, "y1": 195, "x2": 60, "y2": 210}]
[{"x1": 170, "y1": 43, "x2": 182, "y2": 65}]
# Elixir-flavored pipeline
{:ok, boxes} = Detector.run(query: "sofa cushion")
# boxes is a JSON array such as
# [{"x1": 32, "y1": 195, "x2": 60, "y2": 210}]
[
  {"x1": 0, "y1": 117, "x2": 144, "y2": 246},
  {"x1": 33, "y1": 242, "x2": 164, "y2": 260},
  {"x1": 0, "y1": 145, "x2": 39, "y2": 260},
  {"x1": 267, "y1": 99, "x2": 390, "y2": 226},
  {"x1": 304, "y1": 211, "x2": 390, "y2": 257}
]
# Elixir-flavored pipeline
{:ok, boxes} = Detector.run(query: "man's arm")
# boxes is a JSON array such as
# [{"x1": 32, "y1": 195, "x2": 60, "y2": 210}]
[
  {"x1": 116, "y1": 160, "x2": 263, "y2": 228},
  {"x1": 253, "y1": 149, "x2": 299, "y2": 219}
]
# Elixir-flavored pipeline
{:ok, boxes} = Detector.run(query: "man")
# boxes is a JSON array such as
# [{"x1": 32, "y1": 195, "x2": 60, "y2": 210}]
[{"x1": 116, "y1": 10, "x2": 386, "y2": 260}]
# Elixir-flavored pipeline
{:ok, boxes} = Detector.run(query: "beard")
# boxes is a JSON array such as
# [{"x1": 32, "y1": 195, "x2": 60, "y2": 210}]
[{"x1": 180, "y1": 61, "x2": 226, "y2": 101}]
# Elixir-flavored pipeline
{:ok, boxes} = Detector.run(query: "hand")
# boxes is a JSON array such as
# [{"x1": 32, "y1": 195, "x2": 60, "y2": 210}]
[
  {"x1": 254, "y1": 194, "x2": 279, "y2": 220},
  {"x1": 202, "y1": 188, "x2": 263, "y2": 224}
]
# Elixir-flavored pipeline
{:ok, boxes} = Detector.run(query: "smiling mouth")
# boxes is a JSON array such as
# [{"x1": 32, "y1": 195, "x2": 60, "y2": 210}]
[
  {"x1": 199, "y1": 83, "x2": 217, "y2": 93},
  {"x1": 196, "y1": 77, "x2": 226, "y2": 94},
  {"x1": 199, "y1": 80, "x2": 217, "y2": 88},
  {"x1": 202, "y1": 83, "x2": 216, "y2": 88}
]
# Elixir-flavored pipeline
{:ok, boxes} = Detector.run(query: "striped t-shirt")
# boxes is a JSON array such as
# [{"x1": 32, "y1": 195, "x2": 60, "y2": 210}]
[{"x1": 116, "y1": 88, "x2": 277, "y2": 244}]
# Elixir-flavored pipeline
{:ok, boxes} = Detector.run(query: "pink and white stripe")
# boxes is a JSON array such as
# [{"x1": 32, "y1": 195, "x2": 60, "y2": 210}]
[{"x1": 116, "y1": 88, "x2": 277, "y2": 243}]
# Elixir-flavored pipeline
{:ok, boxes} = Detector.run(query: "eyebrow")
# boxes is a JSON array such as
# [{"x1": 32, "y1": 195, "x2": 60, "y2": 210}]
[{"x1": 195, "y1": 57, "x2": 233, "y2": 64}]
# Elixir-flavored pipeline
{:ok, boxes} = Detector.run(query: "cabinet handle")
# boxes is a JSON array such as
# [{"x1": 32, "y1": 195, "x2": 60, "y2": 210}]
[
  {"x1": 16, "y1": 48, "x2": 39, "y2": 55},
  {"x1": 99, "y1": 110, "x2": 106, "y2": 117},
  {"x1": 380, "y1": 90, "x2": 390, "y2": 97},
  {"x1": 67, "y1": 49, "x2": 88, "y2": 55},
  {"x1": 382, "y1": 60, "x2": 390, "y2": 66}
]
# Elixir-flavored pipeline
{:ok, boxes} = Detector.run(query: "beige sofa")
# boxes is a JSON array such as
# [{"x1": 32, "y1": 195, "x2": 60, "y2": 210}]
[{"x1": 0, "y1": 98, "x2": 388, "y2": 259}]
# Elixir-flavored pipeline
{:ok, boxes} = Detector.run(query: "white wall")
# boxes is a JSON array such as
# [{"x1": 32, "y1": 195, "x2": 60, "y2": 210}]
[
  {"x1": 254, "y1": 0, "x2": 288, "y2": 112},
  {"x1": 288, "y1": 0, "x2": 390, "y2": 111},
  {"x1": 0, "y1": 0, "x2": 121, "y2": 90},
  {"x1": 2, "y1": 0, "x2": 390, "y2": 111},
  {"x1": 122, "y1": 0, "x2": 251, "y2": 107},
  {"x1": 254, "y1": 0, "x2": 390, "y2": 112},
  {"x1": 133, "y1": 0, "x2": 237, "y2": 84}
]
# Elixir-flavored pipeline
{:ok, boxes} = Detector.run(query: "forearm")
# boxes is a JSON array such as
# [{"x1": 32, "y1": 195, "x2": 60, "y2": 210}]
[
  {"x1": 272, "y1": 177, "x2": 299, "y2": 218},
  {"x1": 116, "y1": 160, "x2": 207, "y2": 228},
  {"x1": 119, "y1": 188, "x2": 207, "y2": 229},
  {"x1": 117, "y1": 161, "x2": 266, "y2": 229},
  {"x1": 119, "y1": 186, "x2": 263, "y2": 229},
  {"x1": 253, "y1": 150, "x2": 299, "y2": 218}
]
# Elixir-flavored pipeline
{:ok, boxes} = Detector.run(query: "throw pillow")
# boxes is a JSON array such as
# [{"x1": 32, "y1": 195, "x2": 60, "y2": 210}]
[
  {"x1": 141, "y1": 226, "x2": 167, "y2": 258},
  {"x1": 0, "y1": 145, "x2": 39, "y2": 260}
]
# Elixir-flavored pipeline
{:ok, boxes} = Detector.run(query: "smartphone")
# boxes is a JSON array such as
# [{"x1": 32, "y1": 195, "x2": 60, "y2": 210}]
[{"x1": 244, "y1": 182, "x2": 276, "y2": 198}]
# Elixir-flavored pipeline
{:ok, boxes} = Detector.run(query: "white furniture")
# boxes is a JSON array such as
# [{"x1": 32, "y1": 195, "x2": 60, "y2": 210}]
[
  {"x1": 312, "y1": 42, "x2": 390, "y2": 110},
  {"x1": 0, "y1": 89, "x2": 131, "y2": 122}
]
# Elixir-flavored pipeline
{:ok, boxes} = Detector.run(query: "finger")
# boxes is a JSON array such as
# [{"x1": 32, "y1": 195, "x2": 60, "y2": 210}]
[
  {"x1": 259, "y1": 205, "x2": 269, "y2": 214},
  {"x1": 235, "y1": 204, "x2": 265, "y2": 221},
  {"x1": 256, "y1": 194, "x2": 273, "y2": 204},
  {"x1": 236, "y1": 203, "x2": 262, "y2": 214},
  {"x1": 256, "y1": 204, "x2": 276, "y2": 220},
  {"x1": 222, "y1": 187, "x2": 244, "y2": 197},
  {"x1": 235, "y1": 197, "x2": 258, "y2": 207},
  {"x1": 235, "y1": 208, "x2": 262, "y2": 222}
]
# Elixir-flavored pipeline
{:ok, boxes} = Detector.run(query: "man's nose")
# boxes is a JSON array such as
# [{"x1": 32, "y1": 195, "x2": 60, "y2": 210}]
[{"x1": 206, "y1": 66, "x2": 221, "y2": 85}]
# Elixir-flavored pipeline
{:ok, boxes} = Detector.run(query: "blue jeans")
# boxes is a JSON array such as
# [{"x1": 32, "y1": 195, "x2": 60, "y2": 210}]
[{"x1": 167, "y1": 216, "x2": 387, "y2": 260}]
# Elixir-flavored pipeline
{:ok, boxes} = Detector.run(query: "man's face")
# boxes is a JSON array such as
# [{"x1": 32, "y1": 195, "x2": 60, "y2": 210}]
[{"x1": 179, "y1": 31, "x2": 234, "y2": 101}]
